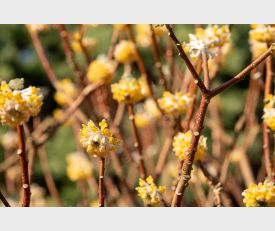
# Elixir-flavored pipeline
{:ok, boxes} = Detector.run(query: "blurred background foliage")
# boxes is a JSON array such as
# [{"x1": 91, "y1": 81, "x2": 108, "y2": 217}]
[{"x1": 0, "y1": 24, "x2": 261, "y2": 206}]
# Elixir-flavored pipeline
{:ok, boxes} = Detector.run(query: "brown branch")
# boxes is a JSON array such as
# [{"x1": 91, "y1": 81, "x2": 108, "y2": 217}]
[
  {"x1": 98, "y1": 157, "x2": 105, "y2": 207},
  {"x1": 17, "y1": 125, "x2": 31, "y2": 207},
  {"x1": 263, "y1": 55, "x2": 273, "y2": 179},
  {"x1": 171, "y1": 95, "x2": 210, "y2": 206},
  {"x1": 38, "y1": 147, "x2": 63, "y2": 206},
  {"x1": 165, "y1": 24, "x2": 209, "y2": 95},
  {"x1": 0, "y1": 189, "x2": 11, "y2": 207},
  {"x1": 126, "y1": 25, "x2": 163, "y2": 113},
  {"x1": 56, "y1": 24, "x2": 84, "y2": 82},
  {"x1": 127, "y1": 104, "x2": 147, "y2": 179},
  {"x1": 27, "y1": 27, "x2": 59, "y2": 88},
  {"x1": 150, "y1": 24, "x2": 168, "y2": 90},
  {"x1": 202, "y1": 48, "x2": 210, "y2": 89},
  {"x1": 209, "y1": 45, "x2": 275, "y2": 98},
  {"x1": 198, "y1": 161, "x2": 222, "y2": 207}
]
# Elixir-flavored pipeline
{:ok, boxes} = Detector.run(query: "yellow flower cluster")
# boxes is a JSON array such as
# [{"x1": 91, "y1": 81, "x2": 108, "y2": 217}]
[
  {"x1": 135, "y1": 99, "x2": 161, "y2": 128},
  {"x1": 80, "y1": 119, "x2": 121, "y2": 157},
  {"x1": 242, "y1": 180, "x2": 275, "y2": 207},
  {"x1": 0, "y1": 79, "x2": 43, "y2": 127},
  {"x1": 114, "y1": 40, "x2": 136, "y2": 64},
  {"x1": 173, "y1": 131, "x2": 207, "y2": 161},
  {"x1": 26, "y1": 24, "x2": 50, "y2": 32},
  {"x1": 183, "y1": 25, "x2": 231, "y2": 61},
  {"x1": 87, "y1": 56, "x2": 115, "y2": 84},
  {"x1": 0, "y1": 130, "x2": 18, "y2": 150},
  {"x1": 250, "y1": 24, "x2": 275, "y2": 44},
  {"x1": 111, "y1": 76, "x2": 143, "y2": 104},
  {"x1": 54, "y1": 78, "x2": 78, "y2": 106},
  {"x1": 135, "y1": 24, "x2": 167, "y2": 47},
  {"x1": 136, "y1": 175, "x2": 166, "y2": 206},
  {"x1": 30, "y1": 184, "x2": 46, "y2": 207},
  {"x1": 263, "y1": 94, "x2": 275, "y2": 131},
  {"x1": 113, "y1": 24, "x2": 127, "y2": 31},
  {"x1": 71, "y1": 32, "x2": 97, "y2": 54},
  {"x1": 158, "y1": 91, "x2": 192, "y2": 115},
  {"x1": 66, "y1": 152, "x2": 93, "y2": 181}
]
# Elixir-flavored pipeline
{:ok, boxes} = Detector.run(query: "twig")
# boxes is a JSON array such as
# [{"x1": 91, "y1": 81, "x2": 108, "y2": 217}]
[
  {"x1": 0, "y1": 189, "x2": 11, "y2": 207},
  {"x1": 165, "y1": 25, "x2": 209, "y2": 95},
  {"x1": 263, "y1": 55, "x2": 273, "y2": 179},
  {"x1": 150, "y1": 24, "x2": 168, "y2": 90},
  {"x1": 171, "y1": 95, "x2": 210, "y2": 206},
  {"x1": 27, "y1": 27, "x2": 59, "y2": 89},
  {"x1": 56, "y1": 24, "x2": 84, "y2": 82},
  {"x1": 17, "y1": 124, "x2": 31, "y2": 207},
  {"x1": 127, "y1": 104, "x2": 147, "y2": 179},
  {"x1": 209, "y1": 45, "x2": 275, "y2": 98},
  {"x1": 98, "y1": 157, "x2": 105, "y2": 207}
]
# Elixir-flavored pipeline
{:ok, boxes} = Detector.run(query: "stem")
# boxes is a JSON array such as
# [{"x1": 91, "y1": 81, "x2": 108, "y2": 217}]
[
  {"x1": 202, "y1": 48, "x2": 210, "y2": 89},
  {"x1": 0, "y1": 189, "x2": 11, "y2": 207},
  {"x1": 17, "y1": 124, "x2": 31, "y2": 207},
  {"x1": 98, "y1": 157, "x2": 105, "y2": 207},
  {"x1": 209, "y1": 45, "x2": 274, "y2": 98},
  {"x1": 57, "y1": 24, "x2": 84, "y2": 82},
  {"x1": 126, "y1": 25, "x2": 163, "y2": 113},
  {"x1": 127, "y1": 104, "x2": 147, "y2": 179},
  {"x1": 263, "y1": 55, "x2": 273, "y2": 179},
  {"x1": 27, "y1": 27, "x2": 59, "y2": 89},
  {"x1": 165, "y1": 25, "x2": 209, "y2": 95},
  {"x1": 150, "y1": 24, "x2": 168, "y2": 90},
  {"x1": 171, "y1": 95, "x2": 210, "y2": 207}
]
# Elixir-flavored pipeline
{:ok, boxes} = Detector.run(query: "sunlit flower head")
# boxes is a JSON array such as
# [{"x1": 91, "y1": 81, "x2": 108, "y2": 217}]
[
  {"x1": 263, "y1": 94, "x2": 275, "y2": 131},
  {"x1": 111, "y1": 75, "x2": 143, "y2": 104},
  {"x1": 0, "y1": 79, "x2": 43, "y2": 127},
  {"x1": 113, "y1": 24, "x2": 127, "y2": 31},
  {"x1": 26, "y1": 24, "x2": 50, "y2": 32},
  {"x1": 31, "y1": 184, "x2": 46, "y2": 207},
  {"x1": 242, "y1": 180, "x2": 275, "y2": 207},
  {"x1": 183, "y1": 25, "x2": 231, "y2": 61},
  {"x1": 114, "y1": 40, "x2": 136, "y2": 64},
  {"x1": 173, "y1": 131, "x2": 207, "y2": 161},
  {"x1": 136, "y1": 175, "x2": 166, "y2": 206},
  {"x1": 135, "y1": 99, "x2": 161, "y2": 128},
  {"x1": 135, "y1": 24, "x2": 167, "y2": 47},
  {"x1": 0, "y1": 130, "x2": 18, "y2": 150},
  {"x1": 66, "y1": 152, "x2": 93, "y2": 181},
  {"x1": 87, "y1": 55, "x2": 115, "y2": 84},
  {"x1": 80, "y1": 119, "x2": 121, "y2": 157},
  {"x1": 249, "y1": 24, "x2": 275, "y2": 44},
  {"x1": 71, "y1": 32, "x2": 97, "y2": 54},
  {"x1": 158, "y1": 91, "x2": 192, "y2": 116},
  {"x1": 54, "y1": 78, "x2": 78, "y2": 106}
]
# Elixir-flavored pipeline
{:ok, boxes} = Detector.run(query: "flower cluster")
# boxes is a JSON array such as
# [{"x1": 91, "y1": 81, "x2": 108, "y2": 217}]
[
  {"x1": 0, "y1": 79, "x2": 43, "y2": 127},
  {"x1": 54, "y1": 78, "x2": 78, "y2": 106},
  {"x1": 136, "y1": 175, "x2": 166, "y2": 206},
  {"x1": 80, "y1": 119, "x2": 121, "y2": 157},
  {"x1": 66, "y1": 152, "x2": 93, "y2": 181},
  {"x1": 263, "y1": 94, "x2": 275, "y2": 131},
  {"x1": 87, "y1": 56, "x2": 115, "y2": 84},
  {"x1": 114, "y1": 40, "x2": 136, "y2": 64},
  {"x1": 183, "y1": 25, "x2": 231, "y2": 61},
  {"x1": 173, "y1": 131, "x2": 207, "y2": 161},
  {"x1": 135, "y1": 99, "x2": 161, "y2": 128},
  {"x1": 249, "y1": 24, "x2": 275, "y2": 44},
  {"x1": 242, "y1": 180, "x2": 275, "y2": 207},
  {"x1": 113, "y1": 24, "x2": 127, "y2": 31},
  {"x1": 111, "y1": 75, "x2": 143, "y2": 104},
  {"x1": 26, "y1": 24, "x2": 50, "y2": 32},
  {"x1": 158, "y1": 91, "x2": 192, "y2": 115},
  {"x1": 135, "y1": 24, "x2": 167, "y2": 47},
  {"x1": 71, "y1": 32, "x2": 97, "y2": 54}
]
